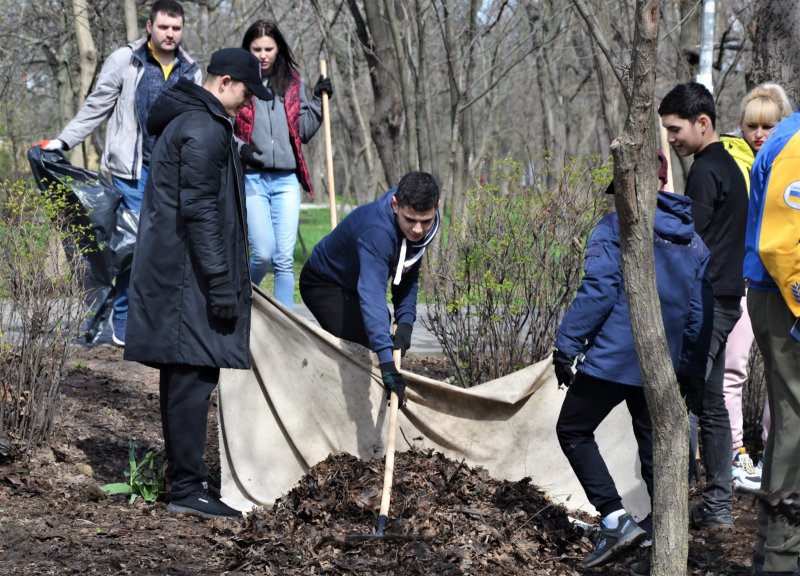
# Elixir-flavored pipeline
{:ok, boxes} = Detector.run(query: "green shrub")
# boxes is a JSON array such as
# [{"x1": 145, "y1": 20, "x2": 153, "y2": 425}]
[
  {"x1": 0, "y1": 179, "x2": 88, "y2": 453},
  {"x1": 422, "y1": 157, "x2": 610, "y2": 387}
]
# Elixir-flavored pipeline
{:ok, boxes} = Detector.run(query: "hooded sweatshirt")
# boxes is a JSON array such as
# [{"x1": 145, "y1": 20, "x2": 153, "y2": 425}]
[
  {"x1": 306, "y1": 189, "x2": 440, "y2": 364},
  {"x1": 556, "y1": 191, "x2": 713, "y2": 385}
]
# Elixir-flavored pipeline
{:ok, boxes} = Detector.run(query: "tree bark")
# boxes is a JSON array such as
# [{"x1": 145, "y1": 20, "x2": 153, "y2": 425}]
[
  {"x1": 123, "y1": 0, "x2": 138, "y2": 42},
  {"x1": 346, "y1": 0, "x2": 406, "y2": 186},
  {"x1": 571, "y1": 0, "x2": 690, "y2": 574},
  {"x1": 70, "y1": 0, "x2": 99, "y2": 169},
  {"x1": 750, "y1": 0, "x2": 800, "y2": 104}
]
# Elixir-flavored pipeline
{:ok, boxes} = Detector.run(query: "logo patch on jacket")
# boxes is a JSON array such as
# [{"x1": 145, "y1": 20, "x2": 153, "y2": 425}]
[
  {"x1": 785, "y1": 181, "x2": 800, "y2": 210},
  {"x1": 793, "y1": 282, "x2": 800, "y2": 304}
]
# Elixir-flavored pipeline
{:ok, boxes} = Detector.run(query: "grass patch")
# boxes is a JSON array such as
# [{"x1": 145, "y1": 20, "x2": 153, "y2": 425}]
[{"x1": 256, "y1": 205, "x2": 333, "y2": 303}]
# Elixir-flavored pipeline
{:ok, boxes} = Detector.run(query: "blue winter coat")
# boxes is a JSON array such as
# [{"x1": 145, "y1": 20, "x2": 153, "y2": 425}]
[
  {"x1": 306, "y1": 189, "x2": 439, "y2": 365},
  {"x1": 555, "y1": 191, "x2": 713, "y2": 386}
]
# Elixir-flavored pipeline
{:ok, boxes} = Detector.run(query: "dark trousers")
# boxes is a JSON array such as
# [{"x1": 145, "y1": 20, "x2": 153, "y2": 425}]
[
  {"x1": 299, "y1": 262, "x2": 370, "y2": 347},
  {"x1": 698, "y1": 297, "x2": 740, "y2": 514},
  {"x1": 556, "y1": 373, "x2": 654, "y2": 517},
  {"x1": 159, "y1": 363, "x2": 220, "y2": 499}
]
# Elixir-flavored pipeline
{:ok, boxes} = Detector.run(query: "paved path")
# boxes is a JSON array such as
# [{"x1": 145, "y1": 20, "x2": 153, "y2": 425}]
[{"x1": 293, "y1": 303, "x2": 443, "y2": 355}]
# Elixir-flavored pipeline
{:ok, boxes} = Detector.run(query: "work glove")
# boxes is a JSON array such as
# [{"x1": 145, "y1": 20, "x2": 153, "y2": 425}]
[
  {"x1": 380, "y1": 362, "x2": 406, "y2": 406},
  {"x1": 552, "y1": 349, "x2": 575, "y2": 388},
  {"x1": 678, "y1": 374, "x2": 705, "y2": 415},
  {"x1": 391, "y1": 323, "x2": 413, "y2": 357},
  {"x1": 239, "y1": 143, "x2": 262, "y2": 168},
  {"x1": 207, "y1": 274, "x2": 238, "y2": 322},
  {"x1": 43, "y1": 139, "x2": 65, "y2": 151},
  {"x1": 313, "y1": 75, "x2": 334, "y2": 100}
]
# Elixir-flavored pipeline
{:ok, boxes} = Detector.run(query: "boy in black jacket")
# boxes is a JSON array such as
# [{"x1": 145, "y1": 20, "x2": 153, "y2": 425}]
[{"x1": 659, "y1": 81, "x2": 748, "y2": 531}]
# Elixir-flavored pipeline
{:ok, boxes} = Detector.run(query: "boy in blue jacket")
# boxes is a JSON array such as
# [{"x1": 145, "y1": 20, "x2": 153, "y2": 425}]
[
  {"x1": 553, "y1": 164, "x2": 713, "y2": 568},
  {"x1": 300, "y1": 171, "x2": 440, "y2": 403}
]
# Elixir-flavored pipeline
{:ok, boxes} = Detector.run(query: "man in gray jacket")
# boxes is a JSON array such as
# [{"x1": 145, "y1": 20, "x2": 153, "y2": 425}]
[{"x1": 44, "y1": 0, "x2": 201, "y2": 347}]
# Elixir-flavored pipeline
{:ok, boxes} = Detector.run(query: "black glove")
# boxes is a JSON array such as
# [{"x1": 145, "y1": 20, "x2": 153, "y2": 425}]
[
  {"x1": 380, "y1": 362, "x2": 406, "y2": 406},
  {"x1": 391, "y1": 323, "x2": 413, "y2": 357},
  {"x1": 678, "y1": 374, "x2": 705, "y2": 415},
  {"x1": 313, "y1": 75, "x2": 334, "y2": 99},
  {"x1": 240, "y1": 143, "x2": 262, "y2": 168},
  {"x1": 207, "y1": 274, "x2": 238, "y2": 322},
  {"x1": 552, "y1": 349, "x2": 575, "y2": 388}
]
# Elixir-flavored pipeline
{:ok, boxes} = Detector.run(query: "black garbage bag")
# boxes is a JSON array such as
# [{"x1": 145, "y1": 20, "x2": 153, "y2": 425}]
[{"x1": 26, "y1": 146, "x2": 139, "y2": 344}]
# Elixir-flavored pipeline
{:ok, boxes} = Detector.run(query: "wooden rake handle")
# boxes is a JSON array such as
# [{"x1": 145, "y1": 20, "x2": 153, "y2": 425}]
[{"x1": 376, "y1": 348, "x2": 401, "y2": 535}]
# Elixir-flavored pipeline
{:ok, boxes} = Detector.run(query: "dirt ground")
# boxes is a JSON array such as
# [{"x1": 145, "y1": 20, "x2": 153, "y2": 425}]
[{"x1": 0, "y1": 345, "x2": 761, "y2": 575}]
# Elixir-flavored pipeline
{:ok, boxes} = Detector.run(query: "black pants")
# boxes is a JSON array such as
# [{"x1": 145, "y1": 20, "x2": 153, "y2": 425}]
[
  {"x1": 299, "y1": 262, "x2": 370, "y2": 347},
  {"x1": 159, "y1": 363, "x2": 220, "y2": 499},
  {"x1": 555, "y1": 372, "x2": 653, "y2": 517}
]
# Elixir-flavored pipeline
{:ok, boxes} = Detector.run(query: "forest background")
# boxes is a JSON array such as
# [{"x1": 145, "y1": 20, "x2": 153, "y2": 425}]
[{"x1": 3, "y1": 0, "x2": 798, "y2": 219}]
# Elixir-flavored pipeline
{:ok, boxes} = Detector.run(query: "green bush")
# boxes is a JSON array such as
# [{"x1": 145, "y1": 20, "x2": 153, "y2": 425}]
[
  {"x1": 0, "y1": 179, "x2": 88, "y2": 453},
  {"x1": 422, "y1": 157, "x2": 610, "y2": 387}
]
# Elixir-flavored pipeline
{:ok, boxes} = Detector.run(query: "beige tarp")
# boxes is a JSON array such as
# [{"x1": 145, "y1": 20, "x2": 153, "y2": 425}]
[{"x1": 219, "y1": 289, "x2": 650, "y2": 519}]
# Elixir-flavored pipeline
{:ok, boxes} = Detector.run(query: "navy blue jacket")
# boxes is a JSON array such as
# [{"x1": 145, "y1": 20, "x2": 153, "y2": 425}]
[
  {"x1": 306, "y1": 189, "x2": 438, "y2": 364},
  {"x1": 555, "y1": 191, "x2": 713, "y2": 386}
]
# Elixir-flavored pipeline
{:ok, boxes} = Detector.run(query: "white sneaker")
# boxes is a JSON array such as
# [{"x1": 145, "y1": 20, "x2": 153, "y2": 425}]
[{"x1": 732, "y1": 448, "x2": 761, "y2": 490}]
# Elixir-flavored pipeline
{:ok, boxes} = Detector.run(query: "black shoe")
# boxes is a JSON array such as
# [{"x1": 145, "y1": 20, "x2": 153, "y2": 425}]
[
  {"x1": 584, "y1": 513, "x2": 647, "y2": 568},
  {"x1": 689, "y1": 503, "x2": 733, "y2": 531},
  {"x1": 630, "y1": 555, "x2": 651, "y2": 576},
  {"x1": 167, "y1": 489, "x2": 241, "y2": 519}
]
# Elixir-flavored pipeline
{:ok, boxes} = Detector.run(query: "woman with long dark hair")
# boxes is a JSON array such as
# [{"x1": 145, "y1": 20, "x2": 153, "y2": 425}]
[{"x1": 235, "y1": 19, "x2": 333, "y2": 307}]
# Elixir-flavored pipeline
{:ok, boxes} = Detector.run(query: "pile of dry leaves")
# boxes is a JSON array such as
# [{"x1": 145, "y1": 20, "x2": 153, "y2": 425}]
[{"x1": 218, "y1": 451, "x2": 587, "y2": 575}]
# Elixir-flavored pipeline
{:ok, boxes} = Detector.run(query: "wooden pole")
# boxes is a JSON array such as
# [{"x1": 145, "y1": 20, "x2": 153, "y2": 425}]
[{"x1": 320, "y1": 52, "x2": 337, "y2": 229}]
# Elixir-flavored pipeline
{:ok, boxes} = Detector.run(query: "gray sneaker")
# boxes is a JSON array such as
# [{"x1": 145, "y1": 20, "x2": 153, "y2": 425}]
[{"x1": 584, "y1": 513, "x2": 647, "y2": 568}]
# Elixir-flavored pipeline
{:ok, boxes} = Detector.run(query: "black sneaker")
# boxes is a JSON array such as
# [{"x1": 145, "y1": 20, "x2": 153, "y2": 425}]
[
  {"x1": 584, "y1": 513, "x2": 647, "y2": 568},
  {"x1": 167, "y1": 489, "x2": 241, "y2": 519},
  {"x1": 689, "y1": 503, "x2": 733, "y2": 531},
  {"x1": 630, "y1": 555, "x2": 651, "y2": 576}
]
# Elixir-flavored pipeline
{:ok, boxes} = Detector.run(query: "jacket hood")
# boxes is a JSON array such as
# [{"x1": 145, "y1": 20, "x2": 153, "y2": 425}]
[
  {"x1": 720, "y1": 134, "x2": 755, "y2": 170},
  {"x1": 655, "y1": 190, "x2": 695, "y2": 244},
  {"x1": 147, "y1": 78, "x2": 229, "y2": 137}
]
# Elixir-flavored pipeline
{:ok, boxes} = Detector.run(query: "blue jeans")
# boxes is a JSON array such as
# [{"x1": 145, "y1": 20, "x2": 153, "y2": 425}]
[
  {"x1": 111, "y1": 164, "x2": 147, "y2": 320},
  {"x1": 698, "y1": 297, "x2": 741, "y2": 514},
  {"x1": 245, "y1": 171, "x2": 301, "y2": 307}
]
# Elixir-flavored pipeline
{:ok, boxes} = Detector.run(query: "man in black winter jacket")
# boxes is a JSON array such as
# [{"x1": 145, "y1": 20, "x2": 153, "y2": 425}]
[{"x1": 124, "y1": 48, "x2": 271, "y2": 519}]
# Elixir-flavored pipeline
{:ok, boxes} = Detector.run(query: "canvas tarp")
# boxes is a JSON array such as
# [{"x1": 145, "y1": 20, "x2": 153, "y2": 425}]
[{"x1": 219, "y1": 289, "x2": 650, "y2": 518}]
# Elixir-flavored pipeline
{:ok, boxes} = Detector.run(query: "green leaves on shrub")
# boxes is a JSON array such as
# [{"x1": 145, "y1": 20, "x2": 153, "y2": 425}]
[
  {"x1": 101, "y1": 443, "x2": 167, "y2": 505},
  {"x1": 422, "y1": 156, "x2": 610, "y2": 387}
]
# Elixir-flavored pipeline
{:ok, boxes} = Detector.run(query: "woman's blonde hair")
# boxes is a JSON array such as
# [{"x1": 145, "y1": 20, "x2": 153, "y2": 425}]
[{"x1": 739, "y1": 82, "x2": 793, "y2": 126}]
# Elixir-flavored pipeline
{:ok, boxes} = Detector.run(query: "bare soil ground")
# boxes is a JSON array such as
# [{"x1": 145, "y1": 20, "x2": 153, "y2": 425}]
[{"x1": 0, "y1": 345, "x2": 759, "y2": 575}]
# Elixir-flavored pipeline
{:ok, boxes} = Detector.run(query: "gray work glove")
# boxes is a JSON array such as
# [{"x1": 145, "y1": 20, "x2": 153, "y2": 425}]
[{"x1": 44, "y1": 139, "x2": 65, "y2": 151}]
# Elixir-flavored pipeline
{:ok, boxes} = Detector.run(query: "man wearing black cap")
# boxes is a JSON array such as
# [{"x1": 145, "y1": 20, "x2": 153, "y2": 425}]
[{"x1": 124, "y1": 48, "x2": 271, "y2": 519}]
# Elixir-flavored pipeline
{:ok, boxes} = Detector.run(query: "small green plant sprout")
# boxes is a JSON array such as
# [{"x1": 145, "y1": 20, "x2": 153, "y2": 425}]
[{"x1": 101, "y1": 442, "x2": 167, "y2": 505}]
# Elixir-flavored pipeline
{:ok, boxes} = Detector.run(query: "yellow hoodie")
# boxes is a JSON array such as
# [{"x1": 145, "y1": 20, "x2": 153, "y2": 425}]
[{"x1": 720, "y1": 134, "x2": 754, "y2": 193}]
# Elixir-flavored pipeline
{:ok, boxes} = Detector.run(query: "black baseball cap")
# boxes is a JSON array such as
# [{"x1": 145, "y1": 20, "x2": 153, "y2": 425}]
[{"x1": 207, "y1": 48, "x2": 272, "y2": 101}]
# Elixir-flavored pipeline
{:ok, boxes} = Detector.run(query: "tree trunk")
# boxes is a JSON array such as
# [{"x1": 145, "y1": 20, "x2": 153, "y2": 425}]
[
  {"x1": 70, "y1": 0, "x2": 99, "y2": 170},
  {"x1": 750, "y1": 0, "x2": 800, "y2": 104},
  {"x1": 346, "y1": 0, "x2": 406, "y2": 186},
  {"x1": 571, "y1": 0, "x2": 690, "y2": 574},
  {"x1": 123, "y1": 0, "x2": 138, "y2": 42}
]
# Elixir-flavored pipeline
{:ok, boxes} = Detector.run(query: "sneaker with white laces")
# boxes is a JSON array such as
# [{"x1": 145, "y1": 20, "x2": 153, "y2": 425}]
[
  {"x1": 732, "y1": 447, "x2": 761, "y2": 490},
  {"x1": 584, "y1": 512, "x2": 647, "y2": 568}
]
